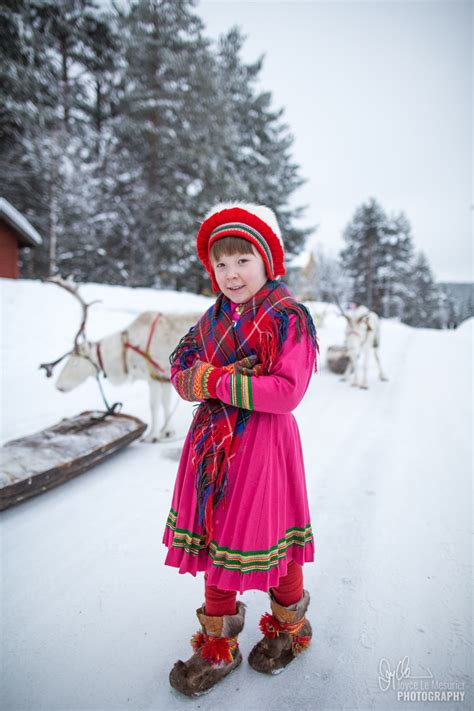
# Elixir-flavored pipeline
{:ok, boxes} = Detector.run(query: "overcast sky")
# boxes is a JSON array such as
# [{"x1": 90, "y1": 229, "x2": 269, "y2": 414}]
[{"x1": 198, "y1": 0, "x2": 472, "y2": 282}]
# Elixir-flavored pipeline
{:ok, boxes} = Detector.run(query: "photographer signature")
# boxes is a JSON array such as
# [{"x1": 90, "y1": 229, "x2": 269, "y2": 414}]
[{"x1": 378, "y1": 656, "x2": 433, "y2": 691}]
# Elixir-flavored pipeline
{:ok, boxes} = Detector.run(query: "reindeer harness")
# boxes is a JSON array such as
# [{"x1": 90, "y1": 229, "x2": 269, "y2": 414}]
[
  {"x1": 96, "y1": 312, "x2": 168, "y2": 382},
  {"x1": 40, "y1": 278, "x2": 170, "y2": 418},
  {"x1": 346, "y1": 316, "x2": 374, "y2": 346}
]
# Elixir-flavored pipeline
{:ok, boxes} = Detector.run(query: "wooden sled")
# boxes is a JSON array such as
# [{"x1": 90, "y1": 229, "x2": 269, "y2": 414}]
[
  {"x1": 0, "y1": 411, "x2": 147, "y2": 512},
  {"x1": 326, "y1": 345, "x2": 350, "y2": 374}
]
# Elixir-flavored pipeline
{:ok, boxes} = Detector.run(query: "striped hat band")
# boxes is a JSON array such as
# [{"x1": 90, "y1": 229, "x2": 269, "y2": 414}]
[{"x1": 209, "y1": 222, "x2": 274, "y2": 273}]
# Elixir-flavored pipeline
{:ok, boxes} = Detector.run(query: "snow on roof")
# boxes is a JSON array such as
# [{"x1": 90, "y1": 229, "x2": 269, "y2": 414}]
[{"x1": 0, "y1": 197, "x2": 43, "y2": 247}]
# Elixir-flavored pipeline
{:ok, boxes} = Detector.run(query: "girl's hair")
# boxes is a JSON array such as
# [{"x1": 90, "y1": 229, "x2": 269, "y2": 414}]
[{"x1": 209, "y1": 236, "x2": 254, "y2": 262}]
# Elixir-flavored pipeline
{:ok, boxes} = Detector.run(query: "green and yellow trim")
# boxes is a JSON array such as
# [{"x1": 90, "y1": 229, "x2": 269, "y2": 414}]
[
  {"x1": 165, "y1": 508, "x2": 206, "y2": 555},
  {"x1": 229, "y1": 373, "x2": 253, "y2": 409},
  {"x1": 165, "y1": 507, "x2": 313, "y2": 573}
]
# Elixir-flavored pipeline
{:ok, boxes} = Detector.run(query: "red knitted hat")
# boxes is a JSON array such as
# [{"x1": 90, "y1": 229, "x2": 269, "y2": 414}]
[{"x1": 196, "y1": 202, "x2": 286, "y2": 293}]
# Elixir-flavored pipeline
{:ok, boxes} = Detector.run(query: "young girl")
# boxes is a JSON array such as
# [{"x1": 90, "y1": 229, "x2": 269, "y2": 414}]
[{"x1": 162, "y1": 203, "x2": 319, "y2": 696}]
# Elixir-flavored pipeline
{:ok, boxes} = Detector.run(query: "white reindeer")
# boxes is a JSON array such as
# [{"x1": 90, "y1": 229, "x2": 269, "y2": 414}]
[
  {"x1": 340, "y1": 305, "x2": 388, "y2": 389},
  {"x1": 40, "y1": 277, "x2": 202, "y2": 442}
]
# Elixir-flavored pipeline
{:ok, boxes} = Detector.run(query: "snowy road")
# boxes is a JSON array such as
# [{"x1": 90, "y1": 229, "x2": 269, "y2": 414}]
[
  {"x1": 1, "y1": 280, "x2": 472, "y2": 710},
  {"x1": 303, "y1": 321, "x2": 472, "y2": 711}
]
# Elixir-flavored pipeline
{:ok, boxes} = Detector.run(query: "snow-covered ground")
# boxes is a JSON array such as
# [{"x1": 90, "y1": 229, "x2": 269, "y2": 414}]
[{"x1": 1, "y1": 278, "x2": 472, "y2": 711}]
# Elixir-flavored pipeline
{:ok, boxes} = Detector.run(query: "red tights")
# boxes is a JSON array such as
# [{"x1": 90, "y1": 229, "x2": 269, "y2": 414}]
[{"x1": 204, "y1": 560, "x2": 303, "y2": 617}]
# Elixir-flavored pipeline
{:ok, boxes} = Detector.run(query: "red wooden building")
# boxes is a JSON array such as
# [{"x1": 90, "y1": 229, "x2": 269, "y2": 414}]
[{"x1": 0, "y1": 198, "x2": 43, "y2": 279}]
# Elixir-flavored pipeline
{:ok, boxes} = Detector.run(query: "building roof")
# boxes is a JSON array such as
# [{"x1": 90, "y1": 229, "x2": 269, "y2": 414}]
[{"x1": 0, "y1": 197, "x2": 43, "y2": 247}]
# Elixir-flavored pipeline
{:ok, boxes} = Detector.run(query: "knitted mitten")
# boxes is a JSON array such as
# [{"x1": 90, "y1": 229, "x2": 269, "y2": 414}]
[
  {"x1": 172, "y1": 360, "x2": 221, "y2": 401},
  {"x1": 169, "y1": 601, "x2": 247, "y2": 697},
  {"x1": 173, "y1": 355, "x2": 261, "y2": 402},
  {"x1": 223, "y1": 354, "x2": 264, "y2": 377},
  {"x1": 248, "y1": 589, "x2": 312, "y2": 675}
]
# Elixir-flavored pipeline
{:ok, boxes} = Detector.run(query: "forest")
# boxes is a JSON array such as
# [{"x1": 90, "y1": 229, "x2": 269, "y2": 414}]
[{"x1": 2, "y1": 0, "x2": 470, "y2": 327}]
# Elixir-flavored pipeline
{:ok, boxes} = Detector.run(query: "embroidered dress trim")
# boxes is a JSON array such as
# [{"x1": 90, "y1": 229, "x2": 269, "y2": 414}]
[{"x1": 165, "y1": 508, "x2": 313, "y2": 573}]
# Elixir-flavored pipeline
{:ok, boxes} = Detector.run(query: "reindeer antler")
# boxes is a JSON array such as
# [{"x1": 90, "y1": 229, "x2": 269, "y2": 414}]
[
  {"x1": 39, "y1": 350, "x2": 72, "y2": 377},
  {"x1": 38, "y1": 276, "x2": 101, "y2": 377},
  {"x1": 330, "y1": 288, "x2": 350, "y2": 321},
  {"x1": 44, "y1": 275, "x2": 101, "y2": 348}
]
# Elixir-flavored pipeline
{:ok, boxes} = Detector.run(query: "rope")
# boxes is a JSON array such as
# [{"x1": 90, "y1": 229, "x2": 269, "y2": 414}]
[{"x1": 88, "y1": 369, "x2": 123, "y2": 422}]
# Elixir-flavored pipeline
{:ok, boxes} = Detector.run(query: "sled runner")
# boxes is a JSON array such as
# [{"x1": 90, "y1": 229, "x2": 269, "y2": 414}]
[
  {"x1": 326, "y1": 345, "x2": 350, "y2": 374},
  {"x1": 0, "y1": 411, "x2": 147, "y2": 511}
]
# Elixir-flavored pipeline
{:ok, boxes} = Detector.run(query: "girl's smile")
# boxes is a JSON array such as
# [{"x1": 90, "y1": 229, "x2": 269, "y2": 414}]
[{"x1": 210, "y1": 246, "x2": 268, "y2": 303}]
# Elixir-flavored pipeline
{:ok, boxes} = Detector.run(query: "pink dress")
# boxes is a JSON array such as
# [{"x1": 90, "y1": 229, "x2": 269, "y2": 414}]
[{"x1": 162, "y1": 312, "x2": 316, "y2": 593}]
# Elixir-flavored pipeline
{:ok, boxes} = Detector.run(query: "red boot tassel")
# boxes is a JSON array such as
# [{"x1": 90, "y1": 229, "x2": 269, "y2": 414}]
[
  {"x1": 190, "y1": 631, "x2": 238, "y2": 666},
  {"x1": 259, "y1": 612, "x2": 311, "y2": 656}
]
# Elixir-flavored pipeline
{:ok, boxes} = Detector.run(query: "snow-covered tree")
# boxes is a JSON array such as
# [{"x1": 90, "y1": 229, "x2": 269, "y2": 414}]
[
  {"x1": 340, "y1": 197, "x2": 388, "y2": 311},
  {"x1": 377, "y1": 211, "x2": 415, "y2": 318},
  {"x1": 3, "y1": 0, "x2": 312, "y2": 289},
  {"x1": 403, "y1": 251, "x2": 445, "y2": 328},
  {"x1": 1, "y1": 0, "x2": 123, "y2": 280},
  {"x1": 0, "y1": 0, "x2": 61, "y2": 274},
  {"x1": 340, "y1": 197, "x2": 419, "y2": 316},
  {"x1": 215, "y1": 27, "x2": 311, "y2": 261}
]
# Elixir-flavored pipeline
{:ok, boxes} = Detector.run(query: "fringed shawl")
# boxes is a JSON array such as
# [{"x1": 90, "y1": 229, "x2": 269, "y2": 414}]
[{"x1": 169, "y1": 280, "x2": 318, "y2": 545}]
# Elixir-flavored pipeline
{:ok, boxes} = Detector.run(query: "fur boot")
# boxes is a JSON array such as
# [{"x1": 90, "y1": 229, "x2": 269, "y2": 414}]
[
  {"x1": 248, "y1": 589, "x2": 312, "y2": 675},
  {"x1": 169, "y1": 600, "x2": 246, "y2": 697}
]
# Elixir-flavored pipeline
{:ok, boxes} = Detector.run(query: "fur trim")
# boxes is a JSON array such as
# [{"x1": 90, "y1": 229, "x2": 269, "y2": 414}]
[
  {"x1": 204, "y1": 202, "x2": 282, "y2": 242},
  {"x1": 269, "y1": 588, "x2": 311, "y2": 624},
  {"x1": 222, "y1": 601, "x2": 247, "y2": 638},
  {"x1": 197, "y1": 601, "x2": 247, "y2": 639}
]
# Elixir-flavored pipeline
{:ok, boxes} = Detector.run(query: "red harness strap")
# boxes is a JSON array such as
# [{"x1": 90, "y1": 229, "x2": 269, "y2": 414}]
[
  {"x1": 96, "y1": 313, "x2": 166, "y2": 376},
  {"x1": 146, "y1": 313, "x2": 160, "y2": 353},
  {"x1": 124, "y1": 342, "x2": 166, "y2": 373},
  {"x1": 123, "y1": 313, "x2": 165, "y2": 373}
]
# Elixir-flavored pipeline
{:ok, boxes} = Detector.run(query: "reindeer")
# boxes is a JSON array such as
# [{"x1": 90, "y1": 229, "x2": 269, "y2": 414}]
[
  {"x1": 336, "y1": 300, "x2": 388, "y2": 389},
  {"x1": 39, "y1": 277, "x2": 203, "y2": 442}
]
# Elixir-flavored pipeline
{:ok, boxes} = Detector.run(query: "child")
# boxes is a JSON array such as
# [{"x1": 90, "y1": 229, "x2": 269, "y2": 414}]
[{"x1": 162, "y1": 203, "x2": 319, "y2": 696}]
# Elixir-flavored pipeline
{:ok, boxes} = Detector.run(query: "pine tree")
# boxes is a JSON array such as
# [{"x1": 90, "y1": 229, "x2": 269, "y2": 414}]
[
  {"x1": 315, "y1": 244, "x2": 351, "y2": 304},
  {"x1": 54, "y1": 5, "x2": 125, "y2": 283},
  {"x1": 215, "y1": 27, "x2": 312, "y2": 260},
  {"x1": 340, "y1": 198, "x2": 420, "y2": 318},
  {"x1": 377, "y1": 211, "x2": 415, "y2": 318},
  {"x1": 402, "y1": 252, "x2": 444, "y2": 328},
  {"x1": 110, "y1": 0, "x2": 215, "y2": 287},
  {"x1": 340, "y1": 197, "x2": 388, "y2": 311},
  {"x1": 3, "y1": 0, "x2": 312, "y2": 289},
  {"x1": 1, "y1": 0, "x2": 123, "y2": 280},
  {"x1": 0, "y1": 0, "x2": 61, "y2": 275}
]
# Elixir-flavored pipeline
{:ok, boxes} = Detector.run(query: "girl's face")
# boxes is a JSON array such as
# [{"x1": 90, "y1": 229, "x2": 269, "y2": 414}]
[{"x1": 211, "y1": 245, "x2": 268, "y2": 303}]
